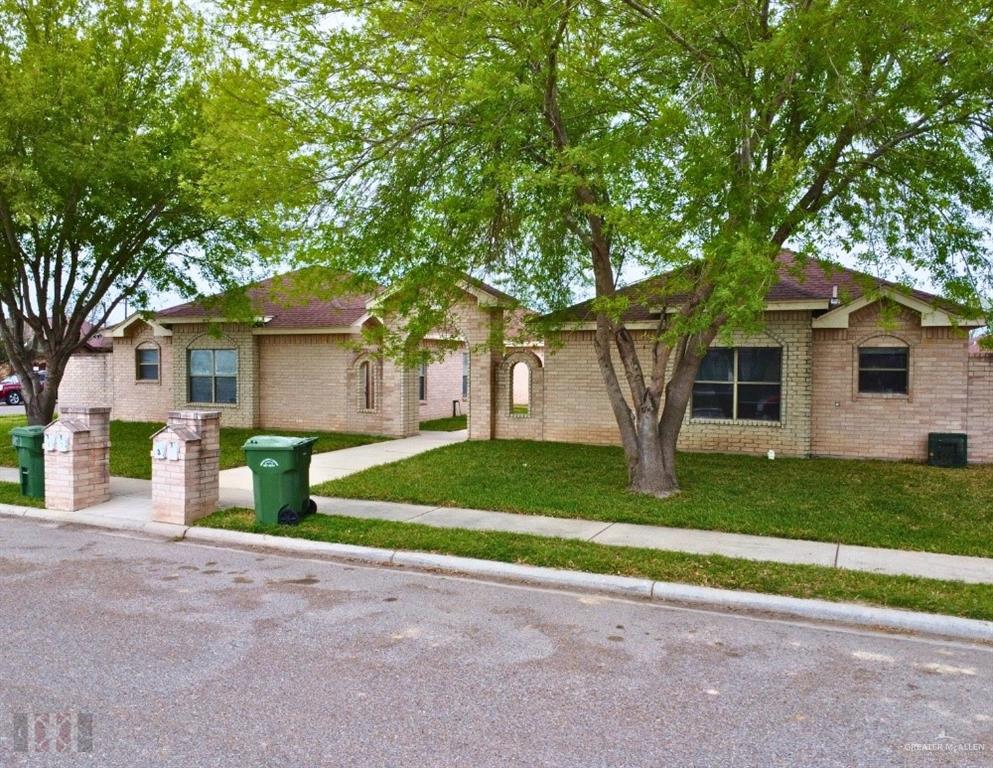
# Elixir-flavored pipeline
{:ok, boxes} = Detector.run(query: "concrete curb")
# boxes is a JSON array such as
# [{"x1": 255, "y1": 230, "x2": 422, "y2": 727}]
[
  {"x1": 3, "y1": 504, "x2": 992, "y2": 644},
  {"x1": 181, "y1": 524, "x2": 993, "y2": 644}
]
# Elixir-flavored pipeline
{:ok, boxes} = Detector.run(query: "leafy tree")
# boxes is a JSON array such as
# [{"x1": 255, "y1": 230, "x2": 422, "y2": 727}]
[
  {"x1": 0, "y1": 0, "x2": 293, "y2": 424},
  {"x1": 233, "y1": 0, "x2": 993, "y2": 495}
]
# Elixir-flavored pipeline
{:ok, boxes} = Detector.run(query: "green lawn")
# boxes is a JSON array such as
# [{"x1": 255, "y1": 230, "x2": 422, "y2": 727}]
[
  {"x1": 0, "y1": 414, "x2": 28, "y2": 467},
  {"x1": 315, "y1": 439, "x2": 993, "y2": 558},
  {"x1": 419, "y1": 415, "x2": 467, "y2": 431},
  {"x1": 199, "y1": 508, "x2": 993, "y2": 622},
  {"x1": 0, "y1": 480, "x2": 45, "y2": 508},
  {"x1": 1, "y1": 417, "x2": 388, "y2": 480}
]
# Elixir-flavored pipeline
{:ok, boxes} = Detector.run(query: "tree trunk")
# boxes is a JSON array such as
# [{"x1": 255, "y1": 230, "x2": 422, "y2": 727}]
[
  {"x1": 23, "y1": 381, "x2": 57, "y2": 426},
  {"x1": 626, "y1": 408, "x2": 679, "y2": 497}
]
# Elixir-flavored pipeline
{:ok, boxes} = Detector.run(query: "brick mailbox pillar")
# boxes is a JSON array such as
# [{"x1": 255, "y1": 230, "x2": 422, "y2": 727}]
[
  {"x1": 150, "y1": 410, "x2": 221, "y2": 525},
  {"x1": 42, "y1": 406, "x2": 112, "y2": 512}
]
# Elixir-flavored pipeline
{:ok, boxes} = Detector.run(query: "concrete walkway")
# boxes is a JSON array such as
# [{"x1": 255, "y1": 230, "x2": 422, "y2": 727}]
[
  {"x1": 217, "y1": 429, "x2": 467, "y2": 491},
  {"x1": 4, "y1": 434, "x2": 993, "y2": 584}
]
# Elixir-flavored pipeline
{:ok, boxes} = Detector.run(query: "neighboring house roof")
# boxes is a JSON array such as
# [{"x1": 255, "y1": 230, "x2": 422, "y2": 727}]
[
  {"x1": 79, "y1": 321, "x2": 111, "y2": 352},
  {"x1": 544, "y1": 251, "x2": 975, "y2": 327},
  {"x1": 157, "y1": 271, "x2": 377, "y2": 330}
]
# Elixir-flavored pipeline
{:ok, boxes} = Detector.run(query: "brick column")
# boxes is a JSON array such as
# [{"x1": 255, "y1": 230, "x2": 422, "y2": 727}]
[
  {"x1": 43, "y1": 406, "x2": 111, "y2": 512},
  {"x1": 379, "y1": 358, "x2": 419, "y2": 437},
  {"x1": 150, "y1": 410, "x2": 221, "y2": 525},
  {"x1": 466, "y1": 307, "x2": 504, "y2": 441}
]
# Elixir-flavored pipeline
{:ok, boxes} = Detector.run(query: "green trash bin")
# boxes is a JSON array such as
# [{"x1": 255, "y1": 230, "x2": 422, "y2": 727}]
[
  {"x1": 242, "y1": 435, "x2": 318, "y2": 525},
  {"x1": 11, "y1": 425, "x2": 46, "y2": 499}
]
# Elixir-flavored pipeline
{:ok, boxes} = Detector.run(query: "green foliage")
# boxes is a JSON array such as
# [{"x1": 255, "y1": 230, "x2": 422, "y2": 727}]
[
  {"x1": 0, "y1": 0, "x2": 310, "y2": 423},
  {"x1": 227, "y1": 0, "x2": 993, "y2": 333}
]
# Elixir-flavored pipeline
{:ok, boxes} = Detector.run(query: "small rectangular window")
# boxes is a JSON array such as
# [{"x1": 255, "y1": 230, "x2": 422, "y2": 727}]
[
  {"x1": 462, "y1": 352, "x2": 469, "y2": 398},
  {"x1": 418, "y1": 362, "x2": 427, "y2": 401},
  {"x1": 136, "y1": 347, "x2": 159, "y2": 381},
  {"x1": 858, "y1": 347, "x2": 908, "y2": 394},
  {"x1": 188, "y1": 349, "x2": 238, "y2": 404}
]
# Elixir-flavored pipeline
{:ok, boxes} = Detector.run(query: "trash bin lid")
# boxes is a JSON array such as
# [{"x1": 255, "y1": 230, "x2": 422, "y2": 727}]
[
  {"x1": 11, "y1": 425, "x2": 46, "y2": 437},
  {"x1": 242, "y1": 435, "x2": 315, "y2": 450}
]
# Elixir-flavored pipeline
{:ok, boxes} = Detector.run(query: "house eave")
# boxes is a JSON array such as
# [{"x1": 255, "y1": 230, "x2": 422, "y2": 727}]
[{"x1": 811, "y1": 289, "x2": 984, "y2": 329}]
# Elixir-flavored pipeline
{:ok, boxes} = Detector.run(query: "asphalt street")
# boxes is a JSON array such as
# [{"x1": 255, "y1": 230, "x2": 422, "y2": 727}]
[{"x1": 0, "y1": 515, "x2": 990, "y2": 767}]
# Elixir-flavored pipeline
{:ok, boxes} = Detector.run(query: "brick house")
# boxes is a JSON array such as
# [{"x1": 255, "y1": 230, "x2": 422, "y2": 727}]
[
  {"x1": 62, "y1": 272, "x2": 504, "y2": 437},
  {"x1": 517, "y1": 252, "x2": 992, "y2": 463},
  {"x1": 62, "y1": 255, "x2": 993, "y2": 463}
]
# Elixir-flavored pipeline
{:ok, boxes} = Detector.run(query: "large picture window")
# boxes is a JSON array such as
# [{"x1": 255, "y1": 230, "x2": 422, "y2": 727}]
[
  {"x1": 188, "y1": 349, "x2": 237, "y2": 404},
  {"x1": 858, "y1": 346, "x2": 908, "y2": 394},
  {"x1": 692, "y1": 347, "x2": 782, "y2": 422}
]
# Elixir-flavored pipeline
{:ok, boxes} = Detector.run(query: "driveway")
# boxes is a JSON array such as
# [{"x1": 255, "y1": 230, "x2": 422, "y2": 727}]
[{"x1": 1, "y1": 516, "x2": 990, "y2": 767}]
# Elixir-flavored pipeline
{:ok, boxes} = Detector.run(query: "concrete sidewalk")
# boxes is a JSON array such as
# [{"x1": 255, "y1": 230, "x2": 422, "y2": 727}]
[
  {"x1": 217, "y1": 429, "x2": 467, "y2": 491},
  {"x1": 4, "y1": 448, "x2": 993, "y2": 584}
]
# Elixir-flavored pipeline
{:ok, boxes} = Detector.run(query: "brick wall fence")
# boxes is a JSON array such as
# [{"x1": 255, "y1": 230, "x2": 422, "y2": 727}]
[{"x1": 60, "y1": 353, "x2": 113, "y2": 409}]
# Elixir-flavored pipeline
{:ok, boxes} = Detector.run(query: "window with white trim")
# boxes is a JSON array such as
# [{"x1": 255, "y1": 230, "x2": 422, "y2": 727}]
[
  {"x1": 692, "y1": 347, "x2": 782, "y2": 422},
  {"x1": 418, "y1": 362, "x2": 427, "y2": 401}
]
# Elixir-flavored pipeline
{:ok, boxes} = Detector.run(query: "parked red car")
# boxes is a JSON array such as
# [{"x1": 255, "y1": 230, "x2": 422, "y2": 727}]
[{"x1": 0, "y1": 371, "x2": 45, "y2": 406}]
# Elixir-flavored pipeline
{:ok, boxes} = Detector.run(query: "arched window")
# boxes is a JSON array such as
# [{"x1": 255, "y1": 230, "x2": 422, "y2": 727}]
[
  {"x1": 511, "y1": 361, "x2": 530, "y2": 416},
  {"x1": 359, "y1": 360, "x2": 374, "y2": 410},
  {"x1": 135, "y1": 342, "x2": 160, "y2": 381}
]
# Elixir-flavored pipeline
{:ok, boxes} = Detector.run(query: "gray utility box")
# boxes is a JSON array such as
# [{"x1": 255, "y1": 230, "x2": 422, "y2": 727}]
[{"x1": 927, "y1": 433, "x2": 967, "y2": 468}]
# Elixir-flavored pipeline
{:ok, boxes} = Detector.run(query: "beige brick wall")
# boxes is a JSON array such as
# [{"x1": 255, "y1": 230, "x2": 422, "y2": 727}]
[
  {"x1": 540, "y1": 312, "x2": 813, "y2": 456},
  {"x1": 258, "y1": 334, "x2": 352, "y2": 431},
  {"x1": 967, "y1": 353, "x2": 993, "y2": 463},
  {"x1": 60, "y1": 354, "x2": 113, "y2": 409},
  {"x1": 171, "y1": 324, "x2": 258, "y2": 428},
  {"x1": 811, "y1": 303, "x2": 971, "y2": 461},
  {"x1": 493, "y1": 349, "x2": 544, "y2": 440},
  {"x1": 43, "y1": 406, "x2": 111, "y2": 511},
  {"x1": 151, "y1": 410, "x2": 221, "y2": 525},
  {"x1": 419, "y1": 342, "x2": 467, "y2": 422},
  {"x1": 111, "y1": 324, "x2": 174, "y2": 422}
]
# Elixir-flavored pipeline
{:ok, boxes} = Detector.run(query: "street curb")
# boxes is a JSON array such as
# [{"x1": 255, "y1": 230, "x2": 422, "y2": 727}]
[
  {"x1": 181, "y1": 524, "x2": 993, "y2": 644},
  {"x1": 3, "y1": 505, "x2": 992, "y2": 644}
]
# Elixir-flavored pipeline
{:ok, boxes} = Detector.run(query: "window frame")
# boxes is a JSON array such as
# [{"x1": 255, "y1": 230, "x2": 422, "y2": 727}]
[
  {"x1": 135, "y1": 345, "x2": 160, "y2": 382},
  {"x1": 461, "y1": 352, "x2": 469, "y2": 399},
  {"x1": 418, "y1": 361, "x2": 427, "y2": 402},
  {"x1": 692, "y1": 346, "x2": 783, "y2": 423},
  {"x1": 187, "y1": 348, "x2": 238, "y2": 405},
  {"x1": 857, "y1": 345, "x2": 909, "y2": 396},
  {"x1": 358, "y1": 359, "x2": 376, "y2": 411}
]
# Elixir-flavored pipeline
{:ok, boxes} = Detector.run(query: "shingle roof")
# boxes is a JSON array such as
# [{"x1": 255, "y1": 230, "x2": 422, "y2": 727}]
[
  {"x1": 545, "y1": 250, "x2": 946, "y2": 323},
  {"x1": 157, "y1": 271, "x2": 376, "y2": 330}
]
